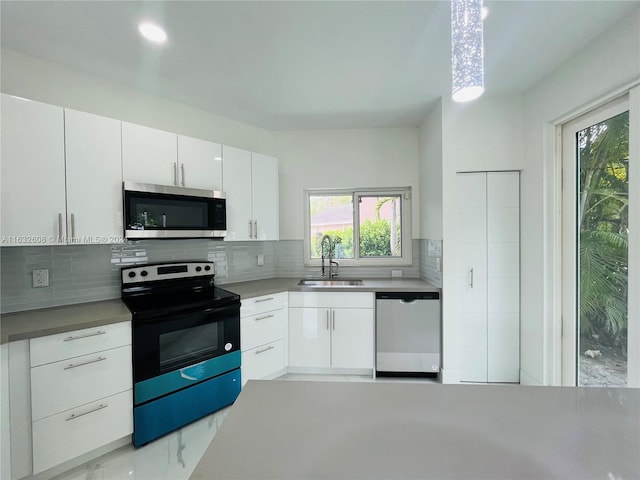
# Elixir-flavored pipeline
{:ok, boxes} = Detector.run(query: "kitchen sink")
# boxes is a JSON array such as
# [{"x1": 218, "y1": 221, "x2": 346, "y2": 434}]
[{"x1": 297, "y1": 279, "x2": 365, "y2": 287}]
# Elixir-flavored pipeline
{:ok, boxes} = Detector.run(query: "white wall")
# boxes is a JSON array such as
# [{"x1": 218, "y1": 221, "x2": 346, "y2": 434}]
[
  {"x1": 274, "y1": 128, "x2": 420, "y2": 240},
  {"x1": 439, "y1": 94, "x2": 524, "y2": 383},
  {"x1": 520, "y1": 8, "x2": 640, "y2": 385},
  {"x1": 419, "y1": 100, "x2": 443, "y2": 240},
  {"x1": 0, "y1": 49, "x2": 278, "y2": 157}
]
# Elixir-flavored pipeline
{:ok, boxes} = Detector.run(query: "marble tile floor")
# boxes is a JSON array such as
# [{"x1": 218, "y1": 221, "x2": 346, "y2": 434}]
[{"x1": 52, "y1": 374, "x2": 436, "y2": 480}]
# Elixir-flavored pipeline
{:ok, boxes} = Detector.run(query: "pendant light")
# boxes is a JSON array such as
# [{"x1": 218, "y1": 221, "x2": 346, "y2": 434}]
[{"x1": 451, "y1": 0, "x2": 484, "y2": 102}]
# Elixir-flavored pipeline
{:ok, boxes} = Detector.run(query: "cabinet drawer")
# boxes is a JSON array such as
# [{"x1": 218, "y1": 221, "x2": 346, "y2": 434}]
[
  {"x1": 32, "y1": 389, "x2": 133, "y2": 474},
  {"x1": 289, "y1": 292, "x2": 374, "y2": 309},
  {"x1": 241, "y1": 308, "x2": 285, "y2": 352},
  {"x1": 241, "y1": 340, "x2": 285, "y2": 386},
  {"x1": 241, "y1": 293, "x2": 286, "y2": 317},
  {"x1": 30, "y1": 321, "x2": 131, "y2": 367},
  {"x1": 31, "y1": 345, "x2": 132, "y2": 421}
]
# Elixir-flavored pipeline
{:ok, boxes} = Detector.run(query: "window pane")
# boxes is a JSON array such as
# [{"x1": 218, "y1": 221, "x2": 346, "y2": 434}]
[
  {"x1": 309, "y1": 195, "x2": 354, "y2": 259},
  {"x1": 358, "y1": 195, "x2": 402, "y2": 257},
  {"x1": 577, "y1": 110, "x2": 628, "y2": 387}
]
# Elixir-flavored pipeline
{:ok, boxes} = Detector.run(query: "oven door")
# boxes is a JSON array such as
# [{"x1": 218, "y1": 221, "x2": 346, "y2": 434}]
[{"x1": 133, "y1": 302, "x2": 240, "y2": 384}]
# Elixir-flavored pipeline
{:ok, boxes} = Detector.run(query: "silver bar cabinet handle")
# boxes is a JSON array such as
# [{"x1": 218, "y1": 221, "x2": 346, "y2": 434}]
[
  {"x1": 248, "y1": 220, "x2": 252, "y2": 238},
  {"x1": 63, "y1": 330, "x2": 106, "y2": 342},
  {"x1": 255, "y1": 345, "x2": 275, "y2": 355},
  {"x1": 255, "y1": 297, "x2": 274, "y2": 303},
  {"x1": 64, "y1": 356, "x2": 106, "y2": 370},
  {"x1": 253, "y1": 220, "x2": 258, "y2": 239},
  {"x1": 58, "y1": 213, "x2": 63, "y2": 241},
  {"x1": 332, "y1": 310, "x2": 335, "y2": 330},
  {"x1": 255, "y1": 314, "x2": 274, "y2": 321},
  {"x1": 173, "y1": 162, "x2": 178, "y2": 186},
  {"x1": 326, "y1": 310, "x2": 330, "y2": 330},
  {"x1": 469, "y1": 268, "x2": 474, "y2": 288},
  {"x1": 181, "y1": 163, "x2": 185, "y2": 186},
  {"x1": 66, "y1": 404, "x2": 108, "y2": 421},
  {"x1": 70, "y1": 213, "x2": 76, "y2": 240}
]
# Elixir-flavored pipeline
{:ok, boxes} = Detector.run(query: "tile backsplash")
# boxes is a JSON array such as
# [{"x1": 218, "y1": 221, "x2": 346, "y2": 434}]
[{"x1": 1, "y1": 239, "x2": 430, "y2": 313}]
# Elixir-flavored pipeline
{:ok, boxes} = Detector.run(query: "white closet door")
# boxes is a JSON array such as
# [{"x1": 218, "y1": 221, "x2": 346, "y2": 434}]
[
  {"x1": 487, "y1": 172, "x2": 520, "y2": 382},
  {"x1": 456, "y1": 173, "x2": 488, "y2": 382}
]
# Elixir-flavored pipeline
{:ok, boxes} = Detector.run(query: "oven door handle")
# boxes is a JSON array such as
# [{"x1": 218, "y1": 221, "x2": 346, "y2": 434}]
[{"x1": 179, "y1": 361, "x2": 207, "y2": 381}]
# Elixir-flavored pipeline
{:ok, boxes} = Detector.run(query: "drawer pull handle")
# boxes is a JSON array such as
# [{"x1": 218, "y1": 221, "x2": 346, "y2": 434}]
[
  {"x1": 64, "y1": 356, "x2": 107, "y2": 370},
  {"x1": 63, "y1": 330, "x2": 106, "y2": 342},
  {"x1": 255, "y1": 345, "x2": 275, "y2": 355},
  {"x1": 66, "y1": 403, "x2": 108, "y2": 421},
  {"x1": 255, "y1": 314, "x2": 274, "y2": 321},
  {"x1": 255, "y1": 297, "x2": 275, "y2": 303}
]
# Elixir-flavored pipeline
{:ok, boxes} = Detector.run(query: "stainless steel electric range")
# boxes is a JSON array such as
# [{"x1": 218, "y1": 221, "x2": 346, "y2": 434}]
[{"x1": 121, "y1": 261, "x2": 241, "y2": 447}]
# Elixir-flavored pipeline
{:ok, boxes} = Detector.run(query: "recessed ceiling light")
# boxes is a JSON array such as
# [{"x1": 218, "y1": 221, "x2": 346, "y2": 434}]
[{"x1": 138, "y1": 21, "x2": 167, "y2": 44}]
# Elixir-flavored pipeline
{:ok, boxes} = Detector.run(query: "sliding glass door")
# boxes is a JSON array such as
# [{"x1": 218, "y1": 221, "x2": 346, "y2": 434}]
[{"x1": 562, "y1": 93, "x2": 638, "y2": 387}]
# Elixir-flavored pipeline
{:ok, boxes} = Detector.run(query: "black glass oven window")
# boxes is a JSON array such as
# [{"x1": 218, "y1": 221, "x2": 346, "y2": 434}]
[
  {"x1": 159, "y1": 322, "x2": 220, "y2": 371},
  {"x1": 128, "y1": 195, "x2": 208, "y2": 229}
]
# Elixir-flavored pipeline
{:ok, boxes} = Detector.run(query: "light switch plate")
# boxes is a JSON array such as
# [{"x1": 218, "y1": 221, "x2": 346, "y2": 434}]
[
  {"x1": 32, "y1": 269, "x2": 49, "y2": 288},
  {"x1": 391, "y1": 269, "x2": 402, "y2": 278},
  {"x1": 257, "y1": 254, "x2": 265, "y2": 266}
]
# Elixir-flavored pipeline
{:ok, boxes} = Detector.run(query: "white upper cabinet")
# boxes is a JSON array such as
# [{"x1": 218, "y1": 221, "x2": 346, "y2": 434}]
[
  {"x1": 65, "y1": 109, "x2": 123, "y2": 243},
  {"x1": 122, "y1": 122, "x2": 222, "y2": 191},
  {"x1": 223, "y1": 146, "x2": 279, "y2": 241},
  {"x1": 176, "y1": 135, "x2": 222, "y2": 191},
  {"x1": 1, "y1": 94, "x2": 66, "y2": 245},
  {"x1": 251, "y1": 152, "x2": 279, "y2": 240},
  {"x1": 122, "y1": 122, "x2": 177, "y2": 186}
]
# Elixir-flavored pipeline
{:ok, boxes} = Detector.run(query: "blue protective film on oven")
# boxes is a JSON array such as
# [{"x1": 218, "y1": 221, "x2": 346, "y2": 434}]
[
  {"x1": 133, "y1": 367, "x2": 241, "y2": 448},
  {"x1": 134, "y1": 350, "x2": 241, "y2": 405}
]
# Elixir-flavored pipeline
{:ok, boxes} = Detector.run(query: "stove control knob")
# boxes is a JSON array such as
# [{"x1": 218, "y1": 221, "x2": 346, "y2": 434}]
[
  {"x1": 204, "y1": 265, "x2": 211, "y2": 271},
  {"x1": 128, "y1": 271, "x2": 136, "y2": 278},
  {"x1": 141, "y1": 270, "x2": 148, "y2": 277},
  {"x1": 195, "y1": 266, "x2": 202, "y2": 272}
]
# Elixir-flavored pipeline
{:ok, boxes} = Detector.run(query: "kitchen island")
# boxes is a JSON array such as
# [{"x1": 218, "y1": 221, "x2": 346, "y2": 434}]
[{"x1": 191, "y1": 380, "x2": 639, "y2": 479}]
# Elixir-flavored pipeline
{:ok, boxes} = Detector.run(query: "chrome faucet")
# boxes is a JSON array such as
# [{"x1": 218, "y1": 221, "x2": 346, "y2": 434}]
[{"x1": 320, "y1": 235, "x2": 339, "y2": 279}]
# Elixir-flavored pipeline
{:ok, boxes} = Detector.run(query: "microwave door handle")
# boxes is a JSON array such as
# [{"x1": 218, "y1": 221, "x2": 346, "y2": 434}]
[{"x1": 162, "y1": 214, "x2": 167, "y2": 228}]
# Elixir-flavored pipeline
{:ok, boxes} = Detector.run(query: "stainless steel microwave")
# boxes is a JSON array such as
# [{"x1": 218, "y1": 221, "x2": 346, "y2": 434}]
[{"x1": 123, "y1": 182, "x2": 226, "y2": 239}]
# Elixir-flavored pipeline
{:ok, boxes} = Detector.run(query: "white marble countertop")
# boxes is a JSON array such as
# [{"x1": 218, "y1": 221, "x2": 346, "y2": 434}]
[{"x1": 191, "y1": 380, "x2": 640, "y2": 480}]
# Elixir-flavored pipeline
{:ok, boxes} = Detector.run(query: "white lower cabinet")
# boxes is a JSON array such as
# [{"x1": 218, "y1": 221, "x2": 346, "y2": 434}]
[
  {"x1": 29, "y1": 321, "x2": 133, "y2": 475},
  {"x1": 240, "y1": 293, "x2": 288, "y2": 385},
  {"x1": 288, "y1": 292, "x2": 374, "y2": 370},
  {"x1": 32, "y1": 390, "x2": 133, "y2": 474}
]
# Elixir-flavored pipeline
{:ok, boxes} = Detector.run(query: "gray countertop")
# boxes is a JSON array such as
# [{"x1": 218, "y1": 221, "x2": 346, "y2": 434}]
[
  {"x1": 0, "y1": 277, "x2": 438, "y2": 343},
  {"x1": 0, "y1": 299, "x2": 131, "y2": 344},
  {"x1": 221, "y1": 277, "x2": 440, "y2": 299},
  {"x1": 191, "y1": 380, "x2": 640, "y2": 480}
]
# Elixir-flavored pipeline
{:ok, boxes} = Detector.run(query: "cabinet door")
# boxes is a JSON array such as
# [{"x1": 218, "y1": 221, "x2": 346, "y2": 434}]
[
  {"x1": 288, "y1": 308, "x2": 331, "y2": 368},
  {"x1": 65, "y1": 109, "x2": 123, "y2": 244},
  {"x1": 222, "y1": 145, "x2": 252, "y2": 241},
  {"x1": 487, "y1": 171, "x2": 520, "y2": 383},
  {"x1": 121, "y1": 122, "x2": 177, "y2": 186},
  {"x1": 456, "y1": 172, "x2": 488, "y2": 382},
  {"x1": 1, "y1": 94, "x2": 66, "y2": 245},
  {"x1": 251, "y1": 152, "x2": 279, "y2": 240},
  {"x1": 331, "y1": 308, "x2": 374, "y2": 369},
  {"x1": 177, "y1": 135, "x2": 222, "y2": 190}
]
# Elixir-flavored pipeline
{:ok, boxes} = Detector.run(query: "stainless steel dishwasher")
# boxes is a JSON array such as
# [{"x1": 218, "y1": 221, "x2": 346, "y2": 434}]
[{"x1": 375, "y1": 291, "x2": 441, "y2": 377}]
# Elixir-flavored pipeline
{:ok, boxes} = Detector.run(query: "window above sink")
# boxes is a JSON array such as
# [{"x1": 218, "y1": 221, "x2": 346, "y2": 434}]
[{"x1": 303, "y1": 187, "x2": 412, "y2": 267}]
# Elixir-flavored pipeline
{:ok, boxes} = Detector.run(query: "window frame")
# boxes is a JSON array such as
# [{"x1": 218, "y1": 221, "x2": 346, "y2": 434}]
[{"x1": 303, "y1": 186, "x2": 413, "y2": 267}]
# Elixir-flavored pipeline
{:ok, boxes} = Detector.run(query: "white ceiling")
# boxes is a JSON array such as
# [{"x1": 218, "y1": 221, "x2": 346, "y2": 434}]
[{"x1": 1, "y1": 1, "x2": 638, "y2": 130}]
